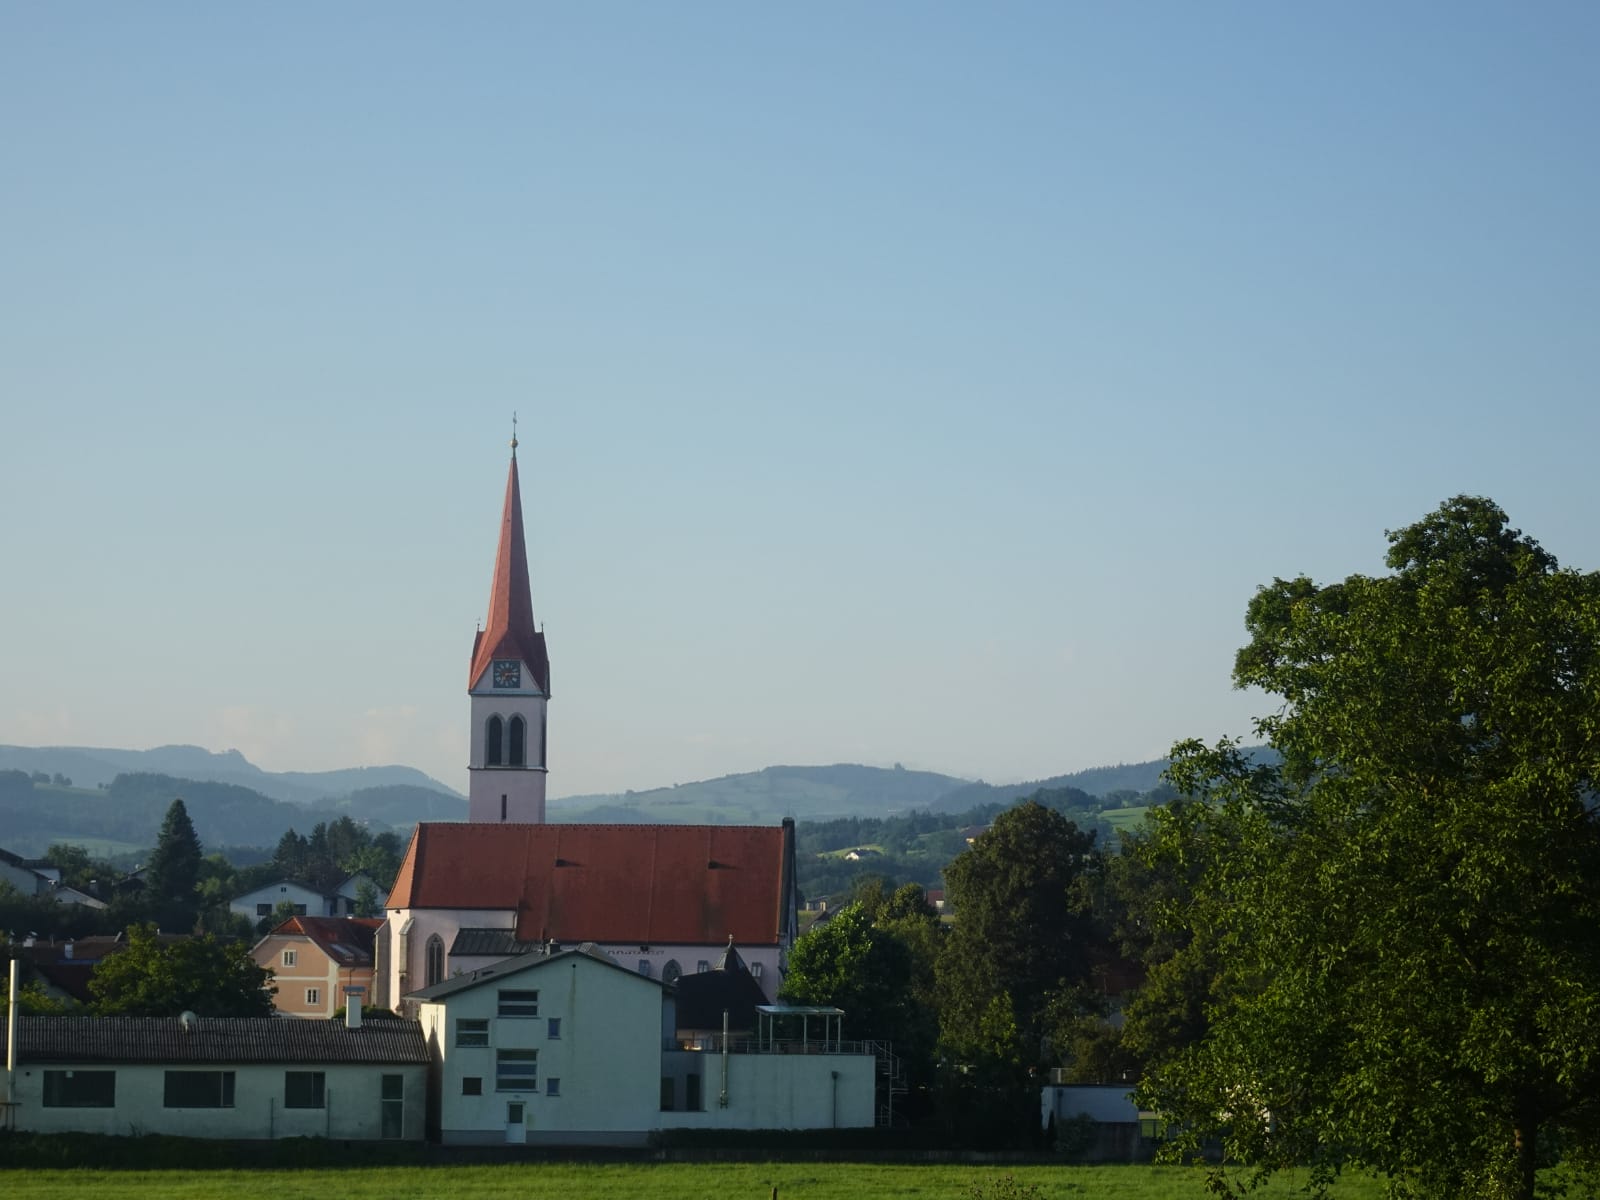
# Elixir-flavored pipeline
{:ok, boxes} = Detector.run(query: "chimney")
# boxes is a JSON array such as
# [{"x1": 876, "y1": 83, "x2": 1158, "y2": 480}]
[{"x1": 345, "y1": 986, "x2": 365, "y2": 1029}]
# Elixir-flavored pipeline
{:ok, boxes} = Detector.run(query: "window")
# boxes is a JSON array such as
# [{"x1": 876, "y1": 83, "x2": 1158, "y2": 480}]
[
  {"x1": 546, "y1": 1077, "x2": 560, "y2": 1097},
  {"x1": 164, "y1": 1071, "x2": 235, "y2": 1108},
  {"x1": 686, "y1": 1073, "x2": 702, "y2": 1111},
  {"x1": 540, "y1": 709, "x2": 547, "y2": 768},
  {"x1": 638, "y1": 959, "x2": 651, "y2": 976},
  {"x1": 498, "y1": 989, "x2": 538, "y2": 1017},
  {"x1": 281, "y1": 949, "x2": 297, "y2": 967},
  {"x1": 462, "y1": 1076, "x2": 483, "y2": 1096},
  {"x1": 662, "y1": 960, "x2": 681, "y2": 984},
  {"x1": 496, "y1": 1049, "x2": 537, "y2": 1092},
  {"x1": 381, "y1": 1074, "x2": 404, "y2": 1139},
  {"x1": 305, "y1": 987, "x2": 320, "y2": 1006},
  {"x1": 256, "y1": 903, "x2": 272, "y2": 916},
  {"x1": 425, "y1": 934, "x2": 445, "y2": 987},
  {"x1": 43, "y1": 1070, "x2": 115, "y2": 1108},
  {"x1": 486, "y1": 715, "x2": 504, "y2": 765},
  {"x1": 284, "y1": 1071, "x2": 325, "y2": 1109},
  {"x1": 456, "y1": 1018, "x2": 490, "y2": 1047},
  {"x1": 660, "y1": 1077, "x2": 675, "y2": 1111},
  {"x1": 293, "y1": 904, "x2": 307, "y2": 915},
  {"x1": 751, "y1": 962, "x2": 763, "y2": 980},
  {"x1": 509, "y1": 715, "x2": 526, "y2": 765},
  {"x1": 547, "y1": 1017, "x2": 561, "y2": 1039},
  {"x1": 697, "y1": 960, "x2": 710, "y2": 974}
]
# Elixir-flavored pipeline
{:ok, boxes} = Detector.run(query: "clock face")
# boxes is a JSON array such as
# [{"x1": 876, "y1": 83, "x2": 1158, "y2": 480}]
[{"x1": 492, "y1": 660, "x2": 521, "y2": 689}]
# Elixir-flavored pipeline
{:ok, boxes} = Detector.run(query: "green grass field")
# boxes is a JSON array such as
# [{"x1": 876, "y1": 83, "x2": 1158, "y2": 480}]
[{"x1": 1, "y1": 1162, "x2": 1388, "y2": 1200}]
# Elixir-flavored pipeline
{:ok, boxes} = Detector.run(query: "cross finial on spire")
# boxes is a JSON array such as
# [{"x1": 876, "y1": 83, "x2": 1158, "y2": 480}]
[{"x1": 511, "y1": 411, "x2": 518, "y2": 455}]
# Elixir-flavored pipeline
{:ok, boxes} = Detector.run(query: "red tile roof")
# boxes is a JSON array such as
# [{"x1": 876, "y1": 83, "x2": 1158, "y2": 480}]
[
  {"x1": 389, "y1": 822, "x2": 795, "y2": 947},
  {"x1": 270, "y1": 916, "x2": 383, "y2": 966},
  {"x1": 468, "y1": 451, "x2": 550, "y2": 694}
]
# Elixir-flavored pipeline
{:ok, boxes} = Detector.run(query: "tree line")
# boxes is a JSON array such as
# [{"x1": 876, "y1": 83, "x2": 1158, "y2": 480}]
[{"x1": 779, "y1": 497, "x2": 1600, "y2": 1197}]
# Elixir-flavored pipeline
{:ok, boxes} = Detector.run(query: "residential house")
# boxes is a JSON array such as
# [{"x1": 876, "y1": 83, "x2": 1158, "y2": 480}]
[
  {"x1": 378, "y1": 820, "x2": 798, "y2": 1013},
  {"x1": 410, "y1": 943, "x2": 875, "y2": 1146},
  {"x1": 231, "y1": 874, "x2": 388, "y2": 925},
  {"x1": 3, "y1": 1012, "x2": 427, "y2": 1140},
  {"x1": 251, "y1": 917, "x2": 382, "y2": 1019}
]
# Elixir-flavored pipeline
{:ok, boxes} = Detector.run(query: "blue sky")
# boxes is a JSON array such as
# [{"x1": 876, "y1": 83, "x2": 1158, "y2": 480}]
[{"x1": 3, "y1": 4, "x2": 1597, "y2": 798}]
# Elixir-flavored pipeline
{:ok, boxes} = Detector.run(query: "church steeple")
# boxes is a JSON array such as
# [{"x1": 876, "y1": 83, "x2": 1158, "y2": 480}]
[
  {"x1": 468, "y1": 439, "x2": 550, "y2": 695},
  {"x1": 466, "y1": 428, "x2": 550, "y2": 824}
]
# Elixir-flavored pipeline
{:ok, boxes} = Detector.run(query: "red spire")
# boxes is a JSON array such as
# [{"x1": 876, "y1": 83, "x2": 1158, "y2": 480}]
[{"x1": 468, "y1": 449, "x2": 550, "y2": 693}]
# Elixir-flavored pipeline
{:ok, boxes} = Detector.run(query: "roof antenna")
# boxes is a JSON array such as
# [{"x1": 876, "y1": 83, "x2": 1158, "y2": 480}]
[{"x1": 510, "y1": 411, "x2": 518, "y2": 456}]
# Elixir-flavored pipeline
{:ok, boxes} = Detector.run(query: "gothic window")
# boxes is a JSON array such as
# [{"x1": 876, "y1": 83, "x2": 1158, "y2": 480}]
[
  {"x1": 486, "y1": 716, "x2": 504, "y2": 766},
  {"x1": 540, "y1": 709, "x2": 548, "y2": 768},
  {"x1": 425, "y1": 934, "x2": 445, "y2": 988},
  {"x1": 662, "y1": 959, "x2": 682, "y2": 984},
  {"x1": 509, "y1": 715, "x2": 526, "y2": 766}
]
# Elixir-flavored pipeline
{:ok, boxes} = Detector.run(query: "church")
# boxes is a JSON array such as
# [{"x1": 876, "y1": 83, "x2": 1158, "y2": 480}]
[{"x1": 375, "y1": 438, "x2": 799, "y2": 1013}]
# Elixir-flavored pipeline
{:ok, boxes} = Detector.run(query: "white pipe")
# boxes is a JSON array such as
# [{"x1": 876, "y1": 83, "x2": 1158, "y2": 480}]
[
  {"x1": 6, "y1": 957, "x2": 18, "y2": 1104},
  {"x1": 719, "y1": 1009, "x2": 730, "y2": 1109}
]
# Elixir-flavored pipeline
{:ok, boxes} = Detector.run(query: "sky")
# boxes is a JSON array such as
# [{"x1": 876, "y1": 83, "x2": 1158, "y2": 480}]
[{"x1": 3, "y1": 4, "x2": 1598, "y2": 799}]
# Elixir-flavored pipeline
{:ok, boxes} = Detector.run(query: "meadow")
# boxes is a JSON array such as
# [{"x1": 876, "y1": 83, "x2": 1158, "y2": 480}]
[{"x1": 1, "y1": 1161, "x2": 1389, "y2": 1200}]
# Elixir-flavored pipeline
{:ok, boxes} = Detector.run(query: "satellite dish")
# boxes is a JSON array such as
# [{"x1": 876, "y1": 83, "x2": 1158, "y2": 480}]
[{"x1": 179, "y1": 1011, "x2": 198, "y2": 1031}]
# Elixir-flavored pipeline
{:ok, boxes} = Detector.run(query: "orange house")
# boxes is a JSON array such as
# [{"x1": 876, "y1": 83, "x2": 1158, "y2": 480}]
[{"x1": 251, "y1": 916, "x2": 382, "y2": 1019}]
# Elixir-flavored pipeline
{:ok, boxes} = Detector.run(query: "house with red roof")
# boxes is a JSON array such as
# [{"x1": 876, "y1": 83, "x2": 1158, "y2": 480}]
[{"x1": 251, "y1": 916, "x2": 383, "y2": 1019}]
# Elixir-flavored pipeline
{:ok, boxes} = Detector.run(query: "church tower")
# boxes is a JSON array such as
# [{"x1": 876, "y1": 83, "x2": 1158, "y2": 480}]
[{"x1": 466, "y1": 433, "x2": 550, "y2": 823}]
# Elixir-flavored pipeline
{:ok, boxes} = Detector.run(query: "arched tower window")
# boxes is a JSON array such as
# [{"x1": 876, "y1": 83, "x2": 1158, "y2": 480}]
[
  {"x1": 509, "y1": 715, "x2": 526, "y2": 766},
  {"x1": 425, "y1": 934, "x2": 445, "y2": 988},
  {"x1": 540, "y1": 709, "x2": 548, "y2": 768},
  {"x1": 662, "y1": 959, "x2": 682, "y2": 984},
  {"x1": 486, "y1": 716, "x2": 504, "y2": 766}
]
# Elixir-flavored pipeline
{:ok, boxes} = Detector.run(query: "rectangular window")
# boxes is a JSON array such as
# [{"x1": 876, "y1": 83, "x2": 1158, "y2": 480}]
[
  {"x1": 751, "y1": 962, "x2": 763, "y2": 980},
  {"x1": 256, "y1": 903, "x2": 272, "y2": 916},
  {"x1": 697, "y1": 960, "x2": 710, "y2": 973},
  {"x1": 546, "y1": 1077, "x2": 560, "y2": 1097},
  {"x1": 547, "y1": 1017, "x2": 561, "y2": 1039},
  {"x1": 282, "y1": 949, "x2": 297, "y2": 967},
  {"x1": 381, "y1": 1074, "x2": 404, "y2": 1139},
  {"x1": 43, "y1": 1069, "x2": 115, "y2": 1108},
  {"x1": 498, "y1": 989, "x2": 538, "y2": 1017},
  {"x1": 305, "y1": 987, "x2": 320, "y2": 1006},
  {"x1": 284, "y1": 1071, "x2": 326, "y2": 1109},
  {"x1": 164, "y1": 1070, "x2": 235, "y2": 1108},
  {"x1": 686, "y1": 1073, "x2": 702, "y2": 1111},
  {"x1": 456, "y1": 1018, "x2": 490, "y2": 1047},
  {"x1": 462, "y1": 1076, "x2": 483, "y2": 1096},
  {"x1": 293, "y1": 904, "x2": 307, "y2": 916},
  {"x1": 660, "y1": 1077, "x2": 675, "y2": 1111},
  {"x1": 496, "y1": 1049, "x2": 538, "y2": 1092}
]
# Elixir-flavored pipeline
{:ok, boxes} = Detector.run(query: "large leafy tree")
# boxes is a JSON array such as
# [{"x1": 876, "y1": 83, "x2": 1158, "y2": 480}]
[
  {"x1": 1139, "y1": 497, "x2": 1600, "y2": 1200},
  {"x1": 90, "y1": 923, "x2": 275, "y2": 1017},
  {"x1": 936, "y1": 800, "x2": 1100, "y2": 1068}
]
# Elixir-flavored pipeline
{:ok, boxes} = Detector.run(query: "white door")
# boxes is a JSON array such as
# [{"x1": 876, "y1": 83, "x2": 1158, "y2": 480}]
[{"x1": 505, "y1": 1100, "x2": 526, "y2": 1144}]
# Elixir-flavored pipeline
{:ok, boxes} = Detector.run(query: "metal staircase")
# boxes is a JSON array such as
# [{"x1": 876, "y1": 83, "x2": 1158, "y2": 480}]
[{"x1": 864, "y1": 1039, "x2": 908, "y2": 1126}]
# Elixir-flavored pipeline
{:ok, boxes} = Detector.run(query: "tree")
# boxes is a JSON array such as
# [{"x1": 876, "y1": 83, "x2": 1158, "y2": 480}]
[
  {"x1": 352, "y1": 878, "x2": 382, "y2": 918},
  {"x1": 936, "y1": 800, "x2": 1100, "y2": 1069},
  {"x1": 145, "y1": 798, "x2": 203, "y2": 931},
  {"x1": 90, "y1": 923, "x2": 275, "y2": 1017},
  {"x1": 780, "y1": 902, "x2": 918, "y2": 1043},
  {"x1": 1139, "y1": 497, "x2": 1600, "y2": 1200}
]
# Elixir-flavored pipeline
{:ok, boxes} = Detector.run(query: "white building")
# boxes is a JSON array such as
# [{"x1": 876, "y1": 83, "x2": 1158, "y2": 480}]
[
  {"x1": 378, "y1": 820, "x2": 798, "y2": 1012},
  {"x1": 3, "y1": 1013, "x2": 428, "y2": 1140},
  {"x1": 231, "y1": 874, "x2": 387, "y2": 923},
  {"x1": 410, "y1": 944, "x2": 875, "y2": 1146}
]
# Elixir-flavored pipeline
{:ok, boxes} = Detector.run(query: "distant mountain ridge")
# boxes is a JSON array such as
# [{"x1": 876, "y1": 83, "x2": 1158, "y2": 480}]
[
  {"x1": 547, "y1": 758, "x2": 1179, "y2": 825},
  {"x1": 0, "y1": 744, "x2": 462, "y2": 804}
]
